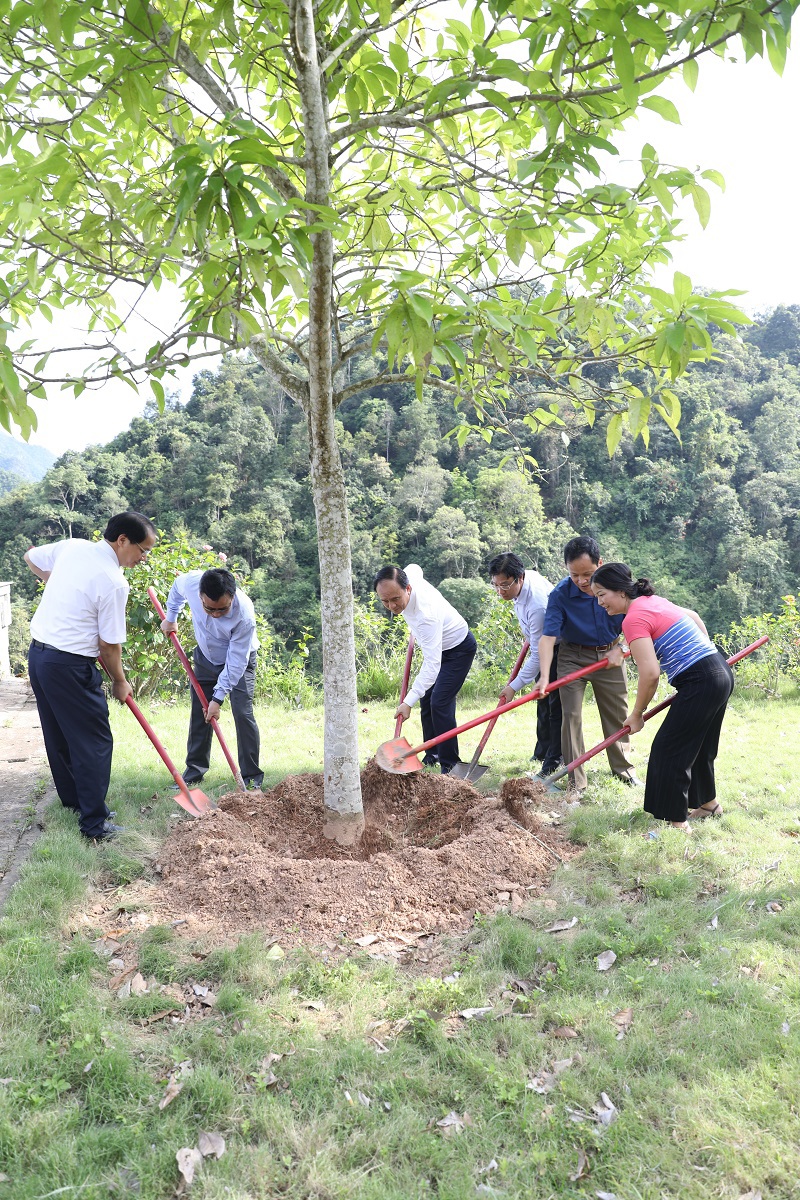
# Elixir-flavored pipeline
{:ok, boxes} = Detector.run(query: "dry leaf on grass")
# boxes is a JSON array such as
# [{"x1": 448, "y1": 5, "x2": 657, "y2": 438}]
[
  {"x1": 550, "y1": 1026, "x2": 578, "y2": 1039},
  {"x1": 265, "y1": 944, "x2": 285, "y2": 960},
  {"x1": 766, "y1": 901, "x2": 783, "y2": 913},
  {"x1": 436, "y1": 1111, "x2": 473, "y2": 1137},
  {"x1": 527, "y1": 1056, "x2": 576, "y2": 1094},
  {"x1": 353, "y1": 934, "x2": 379, "y2": 946},
  {"x1": 130, "y1": 972, "x2": 147, "y2": 995},
  {"x1": 707, "y1": 915, "x2": 719, "y2": 930},
  {"x1": 611, "y1": 1008, "x2": 633, "y2": 1038},
  {"x1": 302, "y1": 999, "x2": 325, "y2": 1011},
  {"x1": 569, "y1": 1149, "x2": 589, "y2": 1182},
  {"x1": 592, "y1": 1093, "x2": 618, "y2": 1127},
  {"x1": 176, "y1": 1147, "x2": 203, "y2": 1186},
  {"x1": 197, "y1": 1131, "x2": 226, "y2": 1159},
  {"x1": 160, "y1": 1078, "x2": 183, "y2": 1110},
  {"x1": 543, "y1": 917, "x2": 579, "y2": 933},
  {"x1": 738, "y1": 1191, "x2": 763, "y2": 1200},
  {"x1": 596, "y1": 1192, "x2": 618, "y2": 1200},
  {"x1": 458, "y1": 1007, "x2": 494, "y2": 1020},
  {"x1": 596, "y1": 950, "x2": 617, "y2": 972}
]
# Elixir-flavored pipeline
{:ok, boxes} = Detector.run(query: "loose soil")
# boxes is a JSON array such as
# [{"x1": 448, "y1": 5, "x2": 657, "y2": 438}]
[{"x1": 151, "y1": 761, "x2": 574, "y2": 942}]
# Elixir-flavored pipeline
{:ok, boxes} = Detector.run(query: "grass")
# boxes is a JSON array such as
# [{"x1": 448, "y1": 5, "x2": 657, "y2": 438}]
[{"x1": 0, "y1": 683, "x2": 798, "y2": 1198}]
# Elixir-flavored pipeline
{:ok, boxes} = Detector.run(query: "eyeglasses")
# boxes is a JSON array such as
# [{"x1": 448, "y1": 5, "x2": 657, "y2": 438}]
[
  {"x1": 491, "y1": 578, "x2": 519, "y2": 592},
  {"x1": 201, "y1": 598, "x2": 233, "y2": 615},
  {"x1": 136, "y1": 542, "x2": 151, "y2": 559}
]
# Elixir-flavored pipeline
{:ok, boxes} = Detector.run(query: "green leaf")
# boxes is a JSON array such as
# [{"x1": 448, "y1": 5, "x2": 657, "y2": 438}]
[
  {"x1": 682, "y1": 57, "x2": 699, "y2": 91},
  {"x1": 606, "y1": 413, "x2": 624, "y2": 456},
  {"x1": 700, "y1": 168, "x2": 725, "y2": 192},
  {"x1": 640, "y1": 95, "x2": 681, "y2": 124},
  {"x1": 673, "y1": 271, "x2": 692, "y2": 308},
  {"x1": 689, "y1": 183, "x2": 711, "y2": 229}
]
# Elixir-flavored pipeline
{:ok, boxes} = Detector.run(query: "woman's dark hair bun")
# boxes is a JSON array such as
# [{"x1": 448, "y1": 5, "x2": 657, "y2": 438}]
[{"x1": 634, "y1": 576, "x2": 655, "y2": 597}]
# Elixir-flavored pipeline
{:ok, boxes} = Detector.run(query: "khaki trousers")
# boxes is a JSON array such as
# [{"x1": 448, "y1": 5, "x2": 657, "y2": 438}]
[{"x1": 557, "y1": 641, "x2": 633, "y2": 791}]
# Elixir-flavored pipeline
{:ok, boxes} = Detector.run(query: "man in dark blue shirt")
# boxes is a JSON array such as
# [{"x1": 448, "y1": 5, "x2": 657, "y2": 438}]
[{"x1": 534, "y1": 536, "x2": 639, "y2": 794}]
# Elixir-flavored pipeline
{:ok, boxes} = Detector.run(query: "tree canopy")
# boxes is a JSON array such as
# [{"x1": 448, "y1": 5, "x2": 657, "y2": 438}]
[{"x1": 1, "y1": 0, "x2": 796, "y2": 826}]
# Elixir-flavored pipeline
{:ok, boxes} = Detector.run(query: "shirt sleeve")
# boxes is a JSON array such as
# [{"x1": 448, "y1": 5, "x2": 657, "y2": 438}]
[
  {"x1": 404, "y1": 608, "x2": 444, "y2": 707},
  {"x1": 212, "y1": 617, "x2": 256, "y2": 701},
  {"x1": 510, "y1": 637, "x2": 541, "y2": 691},
  {"x1": 622, "y1": 604, "x2": 656, "y2": 643},
  {"x1": 165, "y1": 574, "x2": 189, "y2": 622},
  {"x1": 97, "y1": 584, "x2": 129, "y2": 644},
  {"x1": 541, "y1": 589, "x2": 566, "y2": 639},
  {"x1": 27, "y1": 542, "x2": 60, "y2": 573}
]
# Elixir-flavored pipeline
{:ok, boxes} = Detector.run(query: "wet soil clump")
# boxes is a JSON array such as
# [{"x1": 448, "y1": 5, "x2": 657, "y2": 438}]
[{"x1": 155, "y1": 762, "x2": 567, "y2": 941}]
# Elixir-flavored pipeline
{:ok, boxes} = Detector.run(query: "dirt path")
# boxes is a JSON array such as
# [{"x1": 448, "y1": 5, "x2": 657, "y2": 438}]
[{"x1": 0, "y1": 678, "x2": 51, "y2": 908}]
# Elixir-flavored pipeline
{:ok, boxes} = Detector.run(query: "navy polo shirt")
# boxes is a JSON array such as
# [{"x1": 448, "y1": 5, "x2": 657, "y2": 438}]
[{"x1": 542, "y1": 576, "x2": 624, "y2": 646}]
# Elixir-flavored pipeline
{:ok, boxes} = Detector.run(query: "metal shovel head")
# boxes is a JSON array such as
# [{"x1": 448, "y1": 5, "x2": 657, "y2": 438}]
[
  {"x1": 173, "y1": 786, "x2": 216, "y2": 817},
  {"x1": 450, "y1": 761, "x2": 489, "y2": 782},
  {"x1": 374, "y1": 737, "x2": 424, "y2": 774}
]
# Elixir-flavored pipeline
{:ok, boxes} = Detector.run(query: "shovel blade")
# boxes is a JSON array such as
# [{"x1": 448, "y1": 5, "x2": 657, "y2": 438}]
[
  {"x1": 375, "y1": 737, "x2": 424, "y2": 774},
  {"x1": 172, "y1": 787, "x2": 216, "y2": 817},
  {"x1": 450, "y1": 761, "x2": 489, "y2": 782}
]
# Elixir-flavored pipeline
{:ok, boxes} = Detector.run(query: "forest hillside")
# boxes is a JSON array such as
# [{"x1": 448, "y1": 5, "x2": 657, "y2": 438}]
[{"x1": 2, "y1": 306, "x2": 799, "y2": 667}]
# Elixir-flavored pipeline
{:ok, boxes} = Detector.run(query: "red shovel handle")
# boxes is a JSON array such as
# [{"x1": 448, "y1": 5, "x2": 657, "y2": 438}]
[
  {"x1": 394, "y1": 635, "x2": 416, "y2": 738},
  {"x1": 147, "y1": 586, "x2": 244, "y2": 789},
  {"x1": 468, "y1": 639, "x2": 531, "y2": 761},
  {"x1": 398, "y1": 648, "x2": 631, "y2": 761},
  {"x1": 548, "y1": 636, "x2": 770, "y2": 784},
  {"x1": 97, "y1": 655, "x2": 199, "y2": 811}
]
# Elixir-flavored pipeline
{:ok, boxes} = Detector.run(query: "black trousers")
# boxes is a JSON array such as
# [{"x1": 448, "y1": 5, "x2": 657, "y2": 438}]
[
  {"x1": 534, "y1": 644, "x2": 563, "y2": 773},
  {"x1": 644, "y1": 652, "x2": 734, "y2": 823},
  {"x1": 28, "y1": 642, "x2": 113, "y2": 839},
  {"x1": 419, "y1": 631, "x2": 477, "y2": 773},
  {"x1": 185, "y1": 646, "x2": 263, "y2": 787}
]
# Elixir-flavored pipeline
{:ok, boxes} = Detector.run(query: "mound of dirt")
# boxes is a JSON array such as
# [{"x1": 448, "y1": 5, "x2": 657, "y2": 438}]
[
  {"x1": 499, "y1": 776, "x2": 549, "y2": 829},
  {"x1": 154, "y1": 763, "x2": 567, "y2": 941}
]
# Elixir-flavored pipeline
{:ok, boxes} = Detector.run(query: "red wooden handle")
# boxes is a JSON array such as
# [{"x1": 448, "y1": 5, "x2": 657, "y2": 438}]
[
  {"x1": 394, "y1": 635, "x2": 415, "y2": 738},
  {"x1": 400, "y1": 648, "x2": 631, "y2": 760},
  {"x1": 548, "y1": 636, "x2": 770, "y2": 783},
  {"x1": 147, "y1": 586, "x2": 243, "y2": 788}
]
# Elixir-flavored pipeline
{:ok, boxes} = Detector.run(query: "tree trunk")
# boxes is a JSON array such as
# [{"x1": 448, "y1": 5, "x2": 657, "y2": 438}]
[{"x1": 291, "y1": 0, "x2": 364, "y2": 843}]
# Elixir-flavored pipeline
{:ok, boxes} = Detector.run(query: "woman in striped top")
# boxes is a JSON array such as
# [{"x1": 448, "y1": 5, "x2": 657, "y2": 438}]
[{"x1": 591, "y1": 563, "x2": 734, "y2": 832}]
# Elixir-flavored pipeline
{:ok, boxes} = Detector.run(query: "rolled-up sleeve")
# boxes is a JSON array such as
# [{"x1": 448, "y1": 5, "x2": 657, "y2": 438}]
[
  {"x1": 542, "y1": 590, "x2": 566, "y2": 639},
  {"x1": 404, "y1": 609, "x2": 444, "y2": 707},
  {"x1": 510, "y1": 639, "x2": 540, "y2": 692},
  {"x1": 165, "y1": 575, "x2": 188, "y2": 622},
  {"x1": 213, "y1": 619, "x2": 256, "y2": 701}
]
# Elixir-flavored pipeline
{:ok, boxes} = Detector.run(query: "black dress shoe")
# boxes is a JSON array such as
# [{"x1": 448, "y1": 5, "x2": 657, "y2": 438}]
[
  {"x1": 82, "y1": 822, "x2": 126, "y2": 842},
  {"x1": 617, "y1": 772, "x2": 643, "y2": 787}
]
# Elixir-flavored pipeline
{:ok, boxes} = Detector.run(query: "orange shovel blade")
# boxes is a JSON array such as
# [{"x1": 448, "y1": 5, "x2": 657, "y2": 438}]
[
  {"x1": 172, "y1": 787, "x2": 216, "y2": 817},
  {"x1": 375, "y1": 737, "x2": 424, "y2": 774}
]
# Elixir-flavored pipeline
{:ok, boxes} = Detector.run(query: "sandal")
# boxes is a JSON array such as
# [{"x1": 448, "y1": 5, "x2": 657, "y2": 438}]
[{"x1": 688, "y1": 801, "x2": 723, "y2": 820}]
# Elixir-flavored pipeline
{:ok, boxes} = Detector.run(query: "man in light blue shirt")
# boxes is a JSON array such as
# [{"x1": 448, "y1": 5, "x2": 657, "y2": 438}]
[
  {"x1": 161, "y1": 568, "x2": 263, "y2": 789},
  {"x1": 488, "y1": 551, "x2": 562, "y2": 776}
]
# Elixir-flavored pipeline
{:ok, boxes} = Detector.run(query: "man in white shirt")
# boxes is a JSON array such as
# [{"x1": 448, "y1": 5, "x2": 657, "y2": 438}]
[
  {"x1": 488, "y1": 551, "x2": 563, "y2": 777},
  {"x1": 24, "y1": 511, "x2": 157, "y2": 842},
  {"x1": 374, "y1": 563, "x2": 477, "y2": 774},
  {"x1": 161, "y1": 567, "x2": 263, "y2": 789}
]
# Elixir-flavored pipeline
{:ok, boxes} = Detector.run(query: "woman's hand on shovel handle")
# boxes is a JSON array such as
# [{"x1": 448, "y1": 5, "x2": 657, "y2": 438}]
[
  {"x1": 394, "y1": 702, "x2": 411, "y2": 724},
  {"x1": 626, "y1": 709, "x2": 644, "y2": 734}
]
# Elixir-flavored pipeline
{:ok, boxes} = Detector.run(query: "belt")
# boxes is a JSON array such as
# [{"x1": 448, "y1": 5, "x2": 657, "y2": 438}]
[
  {"x1": 31, "y1": 639, "x2": 95, "y2": 660},
  {"x1": 562, "y1": 640, "x2": 619, "y2": 653}
]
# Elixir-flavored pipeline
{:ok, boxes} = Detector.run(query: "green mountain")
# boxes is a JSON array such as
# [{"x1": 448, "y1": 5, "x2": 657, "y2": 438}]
[
  {"x1": 1, "y1": 306, "x2": 799, "y2": 654},
  {"x1": 0, "y1": 432, "x2": 56, "y2": 486}
]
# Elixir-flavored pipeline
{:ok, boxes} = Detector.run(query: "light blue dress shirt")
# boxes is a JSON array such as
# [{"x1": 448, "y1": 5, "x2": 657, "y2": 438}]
[
  {"x1": 509, "y1": 570, "x2": 553, "y2": 690},
  {"x1": 166, "y1": 570, "x2": 259, "y2": 702}
]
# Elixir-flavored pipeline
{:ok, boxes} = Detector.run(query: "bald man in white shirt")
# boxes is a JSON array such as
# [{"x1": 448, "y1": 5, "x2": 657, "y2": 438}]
[
  {"x1": 374, "y1": 563, "x2": 477, "y2": 773},
  {"x1": 24, "y1": 511, "x2": 157, "y2": 842}
]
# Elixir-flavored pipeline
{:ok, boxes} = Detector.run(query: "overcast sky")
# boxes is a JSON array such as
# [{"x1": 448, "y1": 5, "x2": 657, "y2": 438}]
[{"x1": 17, "y1": 48, "x2": 800, "y2": 457}]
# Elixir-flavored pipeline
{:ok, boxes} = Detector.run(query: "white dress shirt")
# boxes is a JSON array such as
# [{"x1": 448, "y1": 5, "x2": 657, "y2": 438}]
[
  {"x1": 166, "y1": 570, "x2": 259, "y2": 702},
  {"x1": 508, "y1": 570, "x2": 553, "y2": 691},
  {"x1": 401, "y1": 564, "x2": 469, "y2": 707},
  {"x1": 29, "y1": 539, "x2": 128, "y2": 656}
]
